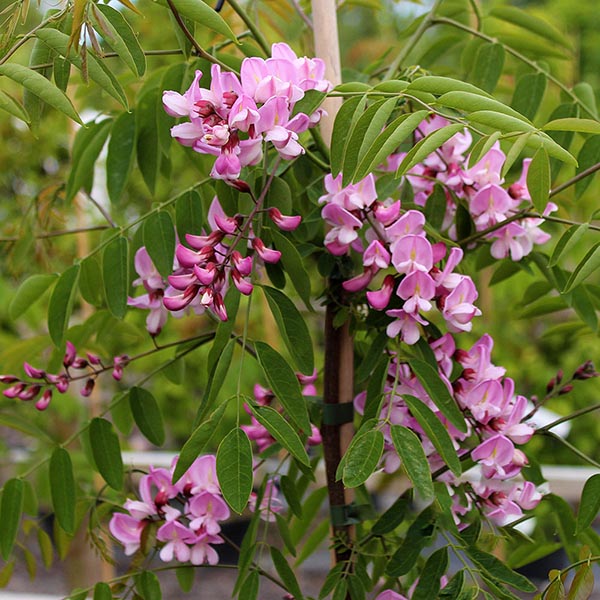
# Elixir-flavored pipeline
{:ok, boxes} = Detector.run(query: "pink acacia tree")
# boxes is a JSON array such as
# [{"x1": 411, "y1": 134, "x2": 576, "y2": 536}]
[{"x1": 0, "y1": 1, "x2": 599, "y2": 599}]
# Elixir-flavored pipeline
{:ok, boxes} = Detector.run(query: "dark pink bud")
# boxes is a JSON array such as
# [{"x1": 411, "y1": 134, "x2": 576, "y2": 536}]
[
  {"x1": 229, "y1": 179, "x2": 251, "y2": 193},
  {"x1": 80, "y1": 378, "x2": 95, "y2": 397},
  {"x1": 24, "y1": 362, "x2": 45, "y2": 379},
  {"x1": 222, "y1": 91, "x2": 238, "y2": 108},
  {"x1": 462, "y1": 368, "x2": 477, "y2": 381},
  {"x1": 193, "y1": 263, "x2": 217, "y2": 285},
  {"x1": 72, "y1": 358, "x2": 88, "y2": 370},
  {"x1": 556, "y1": 369, "x2": 563, "y2": 384},
  {"x1": 231, "y1": 269, "x2": 253, "y2": 295},
  {"x1": 342, "y1": 268, "x2": 375, "y2": 292},
  {"x1": 163, "y1": 285, "x2": 199, "y2": 311},
  {"x1": 373, "y1": 200, "x2": 401, "y2": 225},
  {"x1": 268, "y1": 207, "x2": 302, "y2": 231},
  {"x1": 214, "y1": 213, "x2": 239, "y2": 235},
  {"x1": 0, "y1": 375, "x2": 20, "y2": 384},
  {"x1": 574, "y1": 360, "x2": 598, "y2": 380},
  {"x1": 86, "y1": 353, "x2": 102, "y2": 366},
  {"x1": 3, "y1": 382, "x2": 26, "y2": 398},
  {"x1": 112, "y1": 366, "x2": 123, "y2": 381},
  {"x1": 35, "y1": 389, "x2": 52, "y2": 411},
  {"x1": 454, "y1": 349, "x2": 469, "y2": 364},
  {"x1": 212, "y1": 293, "x2": 228, "y2": 322},
  {"x1": 232, "y1": 251, "x2": 253, "y2": 276},
  {"x1": 252, "y1": 238, "x2": 281, "y2": 264},
  {"x1": 176, "y1": 244, "x2": 202, "y2": 268},
  {"x1": 546, "y1": 378, "x2": 556, "y2": 393},
  {"x1": 63, "y1": 341, "x2": 77, "y2": 367},
  {"x1": 18, "y1": 384, "x2": 41, "y2": 401},
  {"x1": 114, "y1": 355, "x2": 130, "y2": 367},
  {"x1": 366, "y1": 275, "x2": 395, "y2": 310},
  {"x1": 195, "y1": 100, "x2": 215, "y2": 118},
  {"x1": 55, "y1": 375, "x2": 69, "y2": 393},
  {"x1": 558, "y1": 384, "x2": 573, "y2": 395}
]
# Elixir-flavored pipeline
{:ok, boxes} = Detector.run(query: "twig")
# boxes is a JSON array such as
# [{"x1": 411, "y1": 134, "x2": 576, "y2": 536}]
[
  {"x1": 549, "y1": 161, "x2": 600, "y2": 197},
  {"x1": 0, "y1": 225, "x2": 110, "y2": 243},
  {"x1": 289, "y1": 0, "x2": 313, "y2": 29},
  {"x1": 83, "y1": 192, "x2": 117, "y2": 228},
  {"x1": 536, "y1": 402, "x2": 600, "y2": 433}
]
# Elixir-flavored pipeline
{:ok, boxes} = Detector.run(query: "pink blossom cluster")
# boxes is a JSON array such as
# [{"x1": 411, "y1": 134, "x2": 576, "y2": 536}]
[
  {"x1": 163, "y1": 43, "x2": 332, "y2": 182},
  {"x1": 159, "y1": 197, "x2": 298, "y2": 322},
  {"x1": 398, "y1": 115, "x2": 556, "y2": 261},
  {"x1": 319, "y1": 173, "x2": 481, "y2": 344},
  {"x1": 354, "y1": 332, "x2": 543, "y2": 526},
  {"x1": 109, "y1": 455, "x2": 229, "y2": 565},
  {"x1": 0, "y1": 341, "x2": 128, "y2": 410},
  {"x1": 242, "y1": 370, "x2": 322, "y2": 452}
]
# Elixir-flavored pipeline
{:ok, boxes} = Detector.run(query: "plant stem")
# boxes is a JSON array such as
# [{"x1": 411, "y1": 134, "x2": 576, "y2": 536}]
[
  {"x1": 0, "y1": 225, "x2": 110, "y2": 243},
  {"x1": 225, "y1": 0, "x2": 270, "y2": 56},
  {"x1": 537, "y1": 402, "x2": 600, "y2": 433},
  {"x1": 549, "y1": 161, "x2": 600, "y2": 197},
  {"x1": 384, "y1": 0, "x2": 444, "y2": 80}
]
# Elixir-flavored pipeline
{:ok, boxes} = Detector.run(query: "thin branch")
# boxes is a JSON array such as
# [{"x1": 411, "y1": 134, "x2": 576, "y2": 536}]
[
  {"x1": 536, "y1": 402, "x2": 600, "y2": 433},
  {"x1": 225, "y1": 0, "x2": 271, "y2": 56},
  {"x1": 0, "y1": 225, "x2": 110, "y2": 243},
  {"x1": 537, "y1": 430, "x2": 600, "y2": 469},
  {"x1": 522, "y1": 213, "x2": 600, "y2": 232},
  {"x1": 384, "y1": 0, "x2": 444, "y2": 80},
  {"x1": 431, "y1": 16, "x2": 598, "y2": 121},
  {"x1": 289, "y1": 0, "x2": 313, "y2": 29},
  {"x1": 83, "y1": 192, "x2": 117, "y2": 228},
  {"x1": 549, "y1": 161, "x2": 600, "y2": 197},
  {"x1": 165, "y1": 0, "x2": 237, "y2": 73}
]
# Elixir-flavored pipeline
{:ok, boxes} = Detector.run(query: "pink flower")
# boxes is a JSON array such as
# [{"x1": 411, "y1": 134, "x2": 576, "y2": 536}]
[
  {"x1": 188, "y1": 492, "x2": 230, "y2": 534},
  {"x1": 268, "y1": 207, "x2": 302, "y2": 231},
  {"x1": 366, "y1": 275, "x2": 396, "y2": 310},
  {"x1": 157, "y1": 521, "x2": 195, "y2": 563},
  {"x1": 440, "y1": 277, "x2": 481, "y2": 332},
  {"x1": 386, "y1": 309, "x2": 428, "y2": 344},
  {"x1": 391, "y1": 234, "x2": 433, "y2": 274},
  {"x1": 397, "y1": 271, "x2": 436, "y2": 315},
  {"x1": 109, "y1": 513, "x2": 146, "y2": 556}
]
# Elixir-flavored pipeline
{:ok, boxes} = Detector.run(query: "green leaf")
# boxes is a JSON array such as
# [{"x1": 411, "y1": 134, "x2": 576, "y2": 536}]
[
  {"x1": 93, "y1": 582, "x2": 112, "y2": 600},
  {"x1": 489, "y1": 6, "x2": 572, "y2": 50},
  {"x1": 408, "y1": 358, "x2": 466, "y2": 433},
  {"x1": 354, "y1": 110, "x2": 429, "y2": 181},
  {"x1": 65, "y1": 118, "x2": 113, "y2": 202},
  {"x1": 412, "y1": 547, "x2": 449, "y2": 600},
  {"x1": 136, "y1": 89, "x2": 161, "y2": 194},
  {"x1": 0, "y1": 478, "x2": 24, "y2": 560},
  {"x1": 576, "y1": 136, "x2": 600, "y2": 198},
  {"x1": 176, "y1": 567, "x2": 194, "y2": 593},
  {"x1": 270, "y1": 546, "x2": 304, "y2": 600},
  {"x1": 536, "y1": 132, "x2": 578, "y2": 167},
  {"x1": 472, "y1": 42, "x2": 505, "y2": 93},
  {"x1": 9, "y1": 273, "x2": 58, "y2": 320},
  {"x1": 573, "y1": 82, "x2": 598, "y2": 119},
  {"x1": 396, "y1": 124, "x2": 465, "y2": 176},
  {"x1": 254, "y1": 341, "x2": 311, "y2": 433},
  {"x1": 23, "y1": 34, "x2": 53, "y2": 129},
  {"x1": 95, "y1": 4, "x2": 146, "y2": 76},
  {"x1": 576, "y1": 474, "x2": 600, "y2": 534},
  {"x1": 511, "y1": 72, "x2": 547, "y2": 121},
  {"x1": 89, "y1": 417, "x2": 123, "y2": 491},
  {"x1": 438, "y1": 91, "x2": 525, "y2": 121},
  {"x1": 543, "y1": 118, "x2": 600, "y2": 135},
  {"x1": 403, "y1": 394, "x2": 462, "y2": 476},
  {"x1": 406, "y1": 76, "x2": 492, "y2": 98},
  {"x1": 37, "y1": 528, "x2": 54, "y2": 569},
  {"x1": 270, "y1": 229, "x2": 312, "y2": 310},
  {"x1": 102, "y1": 235, "x2": 129, "y2": 319},
  {"x1": 295, "y1": 518, "x2": 329, "y2": 566},
  {"x1": 167, "y1": 0, "x2": 237, "y2": 42},
  {"x1": 567, "y1": 563, "x2": 594, "y2": 600},
  {"x1": 49, "y1": 448, "x2": 76, "y2": 534},
  {"x1": 79, "y1": 255, "x2": 104, "y2": 307},
  {"x1": 173, "y1": 402, "x2": 227, "y2": 483},
  {"x1": 501, "y1": 132, "x2": 533, "y2": 177},
  {"x1": 342, "y1": 97, "x2": 398, "y2": 185},
  {"x1": 136, "y1": 571, "x2": 162, "y2": 600},
  {"x1": 549, "y1": 224, "x2": 589, "y2": 267},
  {"x1": 468, "y1": 111, "x2": 535, "y2": 134},
  {"x1": 48, "y1": 264, "x2": 80, "y2": 347},
  {"x1": 527, "y1": 146, "x2": 550, "y2": 213},
  {"x1": 390, "y1": 425, "x2": 434, "y2": 502},
  {"x1": 341, "y1": 429, "x2": 384, "y2": 488},
  {"x1": 239, "y1": 571, "x2": 260, "y2": 600},
  {"x1": 129, "y1": 387, "x2": 165, "y2": 446},
  {"x1": 424, "y1": 183, "x2": 448, "y2": 230},
  {"x1": 143, "y1": 211, "x2": 176, "y2": 279},
  {"x1": 0, "y1": 63, "x2": 81, "y2": 124},
  {"x1": 36, "y1": 29, "x2": 128, "y2": 108},
  {"x1": 0, "y1": 561, "x2": 15, "y2": 587},
  {"x1": 0, "y1": 89, "x2": 30, "y2": 124},
  {"x1": 562, "y1": 242, "x2": 600, "y2": 294},
  {"x1": 262, "y1": 286, "x2": 314, "y2": 375},
  {"x1": 468, "y1": 132, "x2": 502, "y2": 168},
  {"x1": 107, "y1": 111, "x2": 136, "y2": 205},
  {"x1": 291, "y1": 89, "x2": 327, "y2": 119},
  {"x1": 176, "y1": 190, "x2": 204, "y2": 243},
  {"x1": 216, "y1": 428, "x2": 253, "y2": 514},
  {"x1": 248, "y1": 404, "x2": 310, "y2": 466},
  {"x1": 331, "y1": 96, "x2": 367, "y2": 177},
  {"x1": 466, "y1": 547, "x2": 536, "y2": 592}
]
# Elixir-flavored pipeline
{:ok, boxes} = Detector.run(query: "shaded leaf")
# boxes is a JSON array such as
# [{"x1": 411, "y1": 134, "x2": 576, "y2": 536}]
[
  {"x1": 0, "y1": 478, "x2": 24, "y2": 560},
  {"x1": 9, "y1": 273, "x2": 57, "y2": 320},
  {"x1": 143, "y1": 211, "x2": 176, "y2": 279},
  {"x1": 216, "y1": 428, "x2": 253, "y2": 513},
  {"x1": 129, "y1": 387, "x2": 165, "y2": 446},
  {"x1": 511, "y1": 72, "x2": 547, "y2": 121},
  {"x1": 89, "y1": 417, "x2": 123, "y2": 491},
  {"x1": 102, "y1": 235, "x2": 129, "y2": 319},
  {"x1": 576, "y1": 474, "x2": 600, "y2": 534},
  {"x1": 48, "y1": 264, "x2": 80, "y2": 347},
  {"x1": 562, "y1": 242, "x2": 600, "y2": 294},
  {"x1": 341, "y1": 429, "x2": 384, "y2": 488},
  {"x1": 543, "y1": 118, "x2": 600, "y2": 135},
  {"x1": 107, "y1": 111, "x2": 136, "y2": 205},
  {"x1": 0, "y1": 89, "x2": 29, "y2": 124},
  {"x1": 168, "y1": 0, "x2": 238, "y2": 41},
  {"x1": 331, "y1": 96, "x2": 367, "y2": 177},
  {"x1": 49, "y1": 448, "x2": 76, "y2": 534},
  {"x1": 549, "y1": 224, "x2": 589, "y2": 267},
  {"x1": 270, "y1": 547, "x2": 304, "y2": 600},
  {"x1": 527, "y1": 146, "x2": 550, "y2": 213},
  {"x1": 575, "y1": 136, "x2": 600, "y2": 198}
]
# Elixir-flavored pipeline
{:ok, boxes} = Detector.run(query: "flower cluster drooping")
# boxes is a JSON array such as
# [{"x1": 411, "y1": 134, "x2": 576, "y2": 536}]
[
  {"x1": 319, "y1": 172, "x2": 481, "y2": 344},
  {"x1": 109, "y1": 456, "x2": 229, "y2": 565},
  {"x1": 354, "y1": 332, "x2": 543, "y2": 526},
  {"x1": 0, "y1": 342, "x2": 128, "y2": 410},
  {"x1": 163, "y1": 43, "x2": 332, "y2": 182},
  {"x1": 397, "y1": 115, "x2": 556, "y2": 261}
]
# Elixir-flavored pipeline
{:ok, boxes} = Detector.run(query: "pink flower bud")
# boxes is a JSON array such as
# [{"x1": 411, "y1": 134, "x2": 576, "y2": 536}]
[
  {"x1": 0, "y1": 375, "x2": 20, "y2": 384},
  {"x1": 80, "y1": 378, "x2": 95, "y2": 397},
  {"x1": 112, "y1": 366, "x2": 123, "y2": 381},
  {"x1": 193, "y1": 263, "x2": 217, "y2": 286},
  {"x1": 212, "y1": 293, "x2": 228, "y2": 322},
  {"x1": 231, "y1": 269, "x2": 253, "y2": 295},
  {"x1": 18, "y1": 384, "x2": 41, "y2": 401},
  {"x1": 63, "y1": 341, "x2": 77, "y2": 367},
  {"x1": 35, "y1": 389, "x2": 52, "y2": 411},
  {"x1": 86, "y1": 353, "x2": 102, "y2": 366},
  {"x1": 232, "y1": 251, "x2": 253, "y2": 276},
  {"x1": 558, "y1": 384, "x2": 573, "y2": 395},
  {"x1": 3, "y1": 382, "x2": 26, "y2": 398},
  {"x1": 342, "y1": 268, "x2": 375, "y2": 292},
  {"x1": 268, "y1": 207, "x2": 302, "y2": 231},
  {"x1": 252, "y1": 238, "x2": 281, "y2": 264},
  {"x1": 373, "y1": 200, "x2": 401, "y2": 225},
  {"x1": 24, "y1": 362, "x2": 45, "y2": 379},
  {"x1": 366, "y1": 275, "x2": 395, "y2": 310},
  {"x1": 55, "y1": 375, "x2": 69, "y2": 393},
  {"x1": 214, "y1": 213, "x2": 239, "y2": 235},
  {"x1": 230, "y1": 179, "x2": 251, "y2": 193},
  {"x1": 72, "y1": 358, "x2": 89, "y2": 370}
]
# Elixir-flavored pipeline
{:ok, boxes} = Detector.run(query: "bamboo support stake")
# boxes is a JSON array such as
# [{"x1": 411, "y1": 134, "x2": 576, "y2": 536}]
[{"x1": 311, "y1": 0, "x2": 355, "y2": 567}]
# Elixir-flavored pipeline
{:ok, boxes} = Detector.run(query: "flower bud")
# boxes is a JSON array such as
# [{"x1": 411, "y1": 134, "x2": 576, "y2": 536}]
[
  {"x1": 24, "y1": 362, "x2": 45, "y2": 379},
  {"x1": 0, "y1": 375, "x2": 20, "y2": 384},
  {"x1": 80, "y1": 378, "x2": 95, "y2": 397},
  {"x1": 3, "y1": 382, "x2": 26, "y2": 398},
  {"x1": 558, "y1": 384, "x2": 573, "y2": 395},
  {"x1": 63, "y1": 341, "x2": 77, "y2": 368},
  {"x1": 573, "y1": 360, "x2": 598, "y2": 380},
  {"x1": 35, "y1": 389, "x2": 52, "y2": 411},
  {"x1": 18, "y1": 384, "x2": 41, "y2": 401},
  {"x1": 86, "y1": 353, "x2": 102, "y2": 366},
  {"x1": 72, "y1": 358, "x2": 89, "y2": 370}
]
